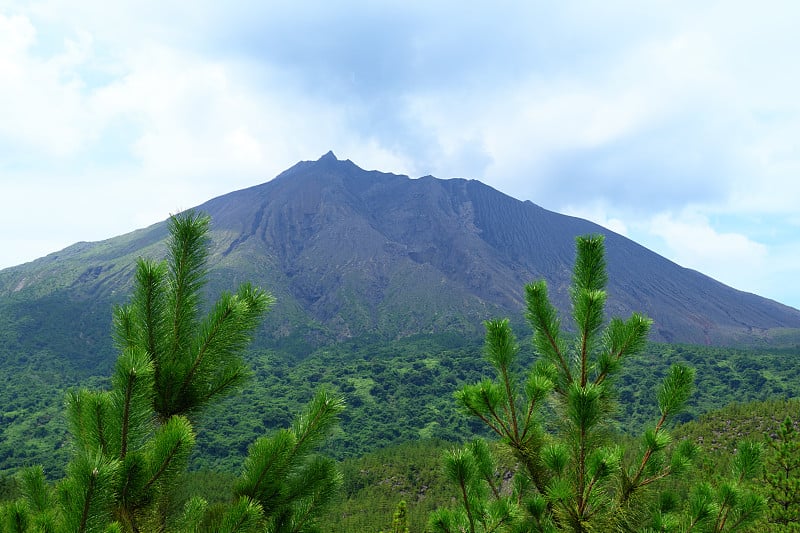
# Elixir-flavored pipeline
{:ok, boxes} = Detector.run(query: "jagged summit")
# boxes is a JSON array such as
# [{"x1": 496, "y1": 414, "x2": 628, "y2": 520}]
[
  {"x1": 261, "y1": 151, "x2": 367, "y2": 188},
  {"x1": 318, "y1": 150, "x2": 338, "y2": 162}
]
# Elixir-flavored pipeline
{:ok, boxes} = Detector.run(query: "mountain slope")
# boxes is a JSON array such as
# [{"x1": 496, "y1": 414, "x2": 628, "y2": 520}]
[
  {"x1": 181, "y1": 151, "x2": 800, "y2": 346},
  {"x1": 2, "y1": 151, "x2": 799, "y2": 366}
]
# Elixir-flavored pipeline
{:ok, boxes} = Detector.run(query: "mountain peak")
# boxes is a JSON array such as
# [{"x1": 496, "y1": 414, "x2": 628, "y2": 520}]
[
  {"x1": 269, "y1": 150, "x2": 352, "y2": 184},
  {"x1": 307, "y1": 150, "x2": 361, "y2": 172},
  {"x1": 319, "y1": 150, "x2": 338, "y2": 162}
]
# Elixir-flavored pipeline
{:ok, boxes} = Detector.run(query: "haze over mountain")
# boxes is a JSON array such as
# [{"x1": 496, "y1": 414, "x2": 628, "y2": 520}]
[{"x1": 1, "y1": 152, "x2": 799, "y2": 376}]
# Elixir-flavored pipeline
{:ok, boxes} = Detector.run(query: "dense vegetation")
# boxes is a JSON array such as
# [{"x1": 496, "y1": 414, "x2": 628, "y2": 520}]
[
  {"x1": 3, "y1": 332, "x2": 798, "y2": 481},
  {"x1": 1, "y1": 213, "x2": 799, "y2": 531},
  {"x1": 317, "y1": 398, "x2": 800, "y2": 532}
]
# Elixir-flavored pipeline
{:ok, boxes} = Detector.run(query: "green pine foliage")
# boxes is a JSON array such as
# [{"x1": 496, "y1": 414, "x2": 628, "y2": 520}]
[
  {"x1": 431, "y1": 234, "x2": 766, "y2": 532},
  {"x1": 309, "y1": 400, "x2": 798, "y2": 532},
  {"x1": 233, "y1": 389, "x2": 345, "y2": 533},
  {"x1": 428, "y1": 439, "x2": 519, "y2": 533},
  {"x1": 653, "y1": 440, "x2": 765, "y2": 533},
  {"x1": 388, "y1": 499, "x2": 410, "y2": 533},
  {"x1": 764, "y1": 416, "x2": 800, "y2": 530},
  {"x1": 0, "y1": 211, "x2": 343, "y2": 532}
]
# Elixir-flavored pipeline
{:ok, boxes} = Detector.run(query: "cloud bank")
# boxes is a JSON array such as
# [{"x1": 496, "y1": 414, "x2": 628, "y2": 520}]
[{"x1": 1, "y1": 1, "x2": 799, "y2": 308}]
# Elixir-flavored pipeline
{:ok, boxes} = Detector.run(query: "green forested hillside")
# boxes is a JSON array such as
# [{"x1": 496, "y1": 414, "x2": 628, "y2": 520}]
[
  {"x1": 2, "y1": 212, "x2": 800, "y2": 530},
  {"x1": 192, "y1": 335, "x2": 800, "y2": 472},
  {"x1": 674, "y1": 397, "x2": 800, "y2": 460},
  {"x1": 3, "y1": 328, "x2": 799, "y2": 481}
]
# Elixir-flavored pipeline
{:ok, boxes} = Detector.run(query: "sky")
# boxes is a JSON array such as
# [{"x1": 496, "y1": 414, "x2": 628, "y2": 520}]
[{"x1": 1, "y1": 1, "x2": 799, "y2": 310}]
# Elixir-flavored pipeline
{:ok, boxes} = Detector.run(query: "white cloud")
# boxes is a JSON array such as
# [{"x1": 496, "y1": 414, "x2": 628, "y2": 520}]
[
  {"x1": 0, "y1": 8, "x2": 418, "y2": 271},
  {"x1": 561, "y1": 202, "x2": 630, "y2": 237},
  {"x1": 648, "y1": 210, "x2": 768, "y2": 288},
  {"x1": 638, "y1": 209, "x2": 800, "y2": 307},
  {"x1": 1, "y1": 1, "x2": 799, "y2": 310},
  {"x1": 0, "y1": 13, "x2": 93, "y2": 157}
]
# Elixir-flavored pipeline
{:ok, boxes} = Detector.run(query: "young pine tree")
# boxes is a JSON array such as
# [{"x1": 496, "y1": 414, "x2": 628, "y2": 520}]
[
  {"x1": 428, "y1": 439, "x2": 518, "y2": 533},
  {"x1": 375, "y1": 496, "x2": 411, "y2": 533},
  {"x1": 431, "y1": 234, "x2": 764, "y2": 532},
  {"x1": 390, "y1": 500, "x2": 410, "y2": 533},
  {"x1": 662, "y1": 440, "x2": 764, "y2": 533},
  {"x1": 0, "y1": 211, "x2": 344, "y2": 532},
  {"x1": 764, "y1": 416, "x2": 800, "y2": 531}
]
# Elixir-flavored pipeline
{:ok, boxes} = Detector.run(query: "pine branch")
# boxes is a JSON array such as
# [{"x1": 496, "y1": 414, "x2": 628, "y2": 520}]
[
  {"x1": 451, "y1": 456, "x2": 477, "y2": 533},
  {"x1": 140, "y1": 416, "x2": 194, "y2": 495},
  {"x1": 291, "y1": 390, "x2": 345, "y2": 458},
  {"x1": 67, "y1": 390, "x2": 114, "y2": 456},
  {"x1": 219, "y1": 496, "x2": 263, "y2": 533},
  {"x1": 456, "y1": 380, "x2": 509, "y2": 438},
  {"x1": 112, "y1": 304, "x2": 136, "y2": 353},
  {"x1": 176, "y1": 295, "x2": 237, "y2": 408},
  {"x1": 484, "y1": 320, "x2": 521, "y2": 438},
  {"x1": 469, "y1": 440, "x2": 500, "y2": 500},
  {"x1": 194, "y1": 366, "x2": 249, "y2": 408},
  {"x1": 237, "y1": 430, "x2": 296, "y2": 504},
  {"x1": 572, "y1": 235, "x2": 608, "y2": 294},
  {"x1": 525, "y1": 281, "x2": 572, "y2": 388},
  {"x1": 163, "y1": 210, "x2": 209, "y2": 411},
  {"x1": 571, "y1": 235, "x2": 607, "y2": 391},
  {"x1": 283, "y1": 457, "x2": 342, "y2": 533},
  {"x1": 167, "y1": 211, "x2": 209, "y2": 355},
  {"x1": 58, "y1": 454, "x2": 120, "y2": 533},
  {"x1": 167, "y1": 285, "x2": 271, "y2": 418},
  {"x1": 111, "y1": 348, "x2": 154, "y2": 460},
  {"x1": 594, "y1": 314, "x2": 651, "y2": 386},
  {"x1": 130, "y1": 258, "x2": 167, "y2": 361},
  {"x1": 18, "y1": 465, "x2": 50, "y2": 514},
  {"x1": 175, "y1": 496, "x2": 207, "y2": 533}
]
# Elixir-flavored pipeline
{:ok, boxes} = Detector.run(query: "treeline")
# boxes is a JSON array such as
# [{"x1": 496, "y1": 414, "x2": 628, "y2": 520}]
[{"x1": 5, "y1": 332, "x2": 798, "y2": 481}]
